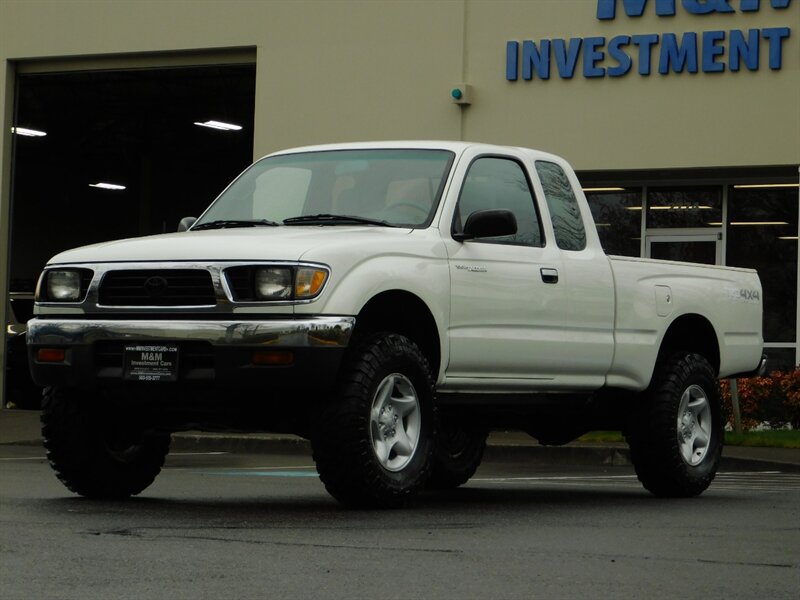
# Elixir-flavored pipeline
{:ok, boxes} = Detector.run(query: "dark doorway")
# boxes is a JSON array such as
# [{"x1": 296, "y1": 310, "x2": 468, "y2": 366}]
[{"x1": 10, "y1": 63, "x2": 256, "y2": 292}]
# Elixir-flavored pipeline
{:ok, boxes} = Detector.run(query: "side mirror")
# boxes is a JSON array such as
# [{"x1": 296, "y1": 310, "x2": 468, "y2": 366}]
[
  {"x1": 177, "y1": 216, "x2": 197, "y2": 232},
  {"x1": 454, "y1": 209, "x2": 517, "y2": 241}
]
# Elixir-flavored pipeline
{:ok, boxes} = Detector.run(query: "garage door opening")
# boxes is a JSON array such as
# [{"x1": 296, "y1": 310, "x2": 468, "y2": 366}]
[
  {"x1": 9, "y1": 63, "x2": 256, "y2": 292},
  {"x1": 4, "y1": 62, "x2": 255, "y2": 408}
]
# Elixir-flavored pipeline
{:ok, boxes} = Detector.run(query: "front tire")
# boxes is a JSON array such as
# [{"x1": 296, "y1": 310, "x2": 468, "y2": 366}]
[
  {"x1": 626, "y1": 353, "x2": 723, "y2": 497},
  {"x1": 41, "y1": 387, "x2": 170, "y2": 498},
  {"x1": 311, "y1": 333, "x2": 435, "y2": 508}
]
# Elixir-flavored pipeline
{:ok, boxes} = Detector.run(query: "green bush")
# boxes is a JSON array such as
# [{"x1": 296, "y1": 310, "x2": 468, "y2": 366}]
[{"x1": 720, "y1": 368, "x2": 800, "y2": 430}]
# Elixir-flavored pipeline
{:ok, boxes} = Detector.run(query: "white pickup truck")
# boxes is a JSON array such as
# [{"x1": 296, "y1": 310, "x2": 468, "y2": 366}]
[{"x1": 28, "y1": 141, "x2": 765, "y2": 507}]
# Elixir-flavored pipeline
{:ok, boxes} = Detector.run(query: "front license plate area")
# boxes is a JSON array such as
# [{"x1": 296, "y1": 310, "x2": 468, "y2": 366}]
[{"x1": 123, "y1": 344, "x2": 179, "y2": 382}]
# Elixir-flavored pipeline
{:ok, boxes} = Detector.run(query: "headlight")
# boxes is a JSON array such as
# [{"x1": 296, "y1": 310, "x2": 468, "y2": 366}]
[
  {"x1": 226, "y1": 264, "x2": 329, "y2": 302},
  {"x1": 40, "y1": 269, "x2": 89, "y2": 302},
  {"x1": 254, "y1": 268, "x2": 292, "y2": 300}
]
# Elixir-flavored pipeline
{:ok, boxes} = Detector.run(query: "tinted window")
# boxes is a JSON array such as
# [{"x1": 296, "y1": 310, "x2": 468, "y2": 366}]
[
  {"x1": 726, "y1": 185, "x2": 797, "y2": 343},
  {"x1": 454, "y1": 157, "x2": 543, "y2": 247},
  {"x1": 535, "y1": 161, "x2": 587, "y2": 251}
]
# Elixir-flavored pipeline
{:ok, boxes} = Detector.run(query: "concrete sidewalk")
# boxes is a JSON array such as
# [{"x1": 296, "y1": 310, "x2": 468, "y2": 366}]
[{"x1": 3, "y1": 407, "x2": 799, "y2": 471}]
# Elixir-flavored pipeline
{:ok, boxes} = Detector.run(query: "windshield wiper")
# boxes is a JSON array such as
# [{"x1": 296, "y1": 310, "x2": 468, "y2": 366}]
[
  {"x1": 282, "y1": 214, "x2": 396, "y2": 227},
  {"x1": 191, "y1": 219, "x2": 280, "y2": 231}
]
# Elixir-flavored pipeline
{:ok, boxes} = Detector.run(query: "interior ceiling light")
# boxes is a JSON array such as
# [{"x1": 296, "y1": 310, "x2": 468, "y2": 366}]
[
  {"x1": 649, "y1": 205, "x2": 713, "y2": 211},
  {"x1": 779, "y1": 236, "x2": 799, "y2": 240},
  {"x1": 729, "y1": 221, "x2": 789, "y2": 226},
  {"x1": 734, "y1": 183, "x2": 799, "y2": 189},
  {"x1": 193, "y1": 120, "x2": 242, "y2": 131},
  {"x1": 582, "y1": 187, "x2": 626, "y2": 192},
  {"x1": 89, "y1": 182, "x2": 126, "y2": 191},
  {"x1": 11, "y1": 127, "x2": 47, "y2": 137}
]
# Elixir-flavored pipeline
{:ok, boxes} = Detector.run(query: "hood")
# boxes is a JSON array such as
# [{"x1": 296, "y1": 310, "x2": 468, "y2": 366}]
[{"x1": 48, "y1": 226, "x2": 413, "y2": 265}]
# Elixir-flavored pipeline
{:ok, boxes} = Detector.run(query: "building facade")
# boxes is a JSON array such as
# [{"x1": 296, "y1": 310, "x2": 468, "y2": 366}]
[{"x1": 1, "y1": 0, "x2": 798, "y2": 401}]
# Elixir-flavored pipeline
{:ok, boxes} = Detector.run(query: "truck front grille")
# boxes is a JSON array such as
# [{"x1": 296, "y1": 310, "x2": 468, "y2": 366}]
[{"x1": 98, "y1": 269, "x2": 216, "y2": 306}]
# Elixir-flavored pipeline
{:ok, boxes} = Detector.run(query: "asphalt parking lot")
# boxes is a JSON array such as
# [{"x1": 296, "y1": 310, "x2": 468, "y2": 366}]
[{"x1": 2, "y1": 408, "x2": 799, "y2": 599}]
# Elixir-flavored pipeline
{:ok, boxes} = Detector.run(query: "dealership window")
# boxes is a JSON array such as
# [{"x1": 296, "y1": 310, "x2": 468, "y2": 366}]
[
  {"x1": 647, "y1": 186, "x2": 723, "y2": 229},
  {"x1": 726, "y1": 185, "x2": 798, "y2": 368},
  {"x1": 584, "y1": 188, "x2": 642, "y2": 257}
]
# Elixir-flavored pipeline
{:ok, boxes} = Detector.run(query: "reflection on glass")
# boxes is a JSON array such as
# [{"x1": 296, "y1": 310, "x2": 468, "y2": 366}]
[
  {"x1": 585, "y1": 190, "x2": 642, "y2": 257},
  {"x1": 763, "y1": 348, "x2": 798, "y2": 372},
  {"x1": 647, "y1": 187, "x2": 722, "y2": 229},
  {"x1": 196, "y1": 149, "x2": 454, "y2": 229},
  {"x1": 650, "y1": 241, "x2": 717, "y2": 265},
  {"x1": 727, "y1": 186, "x2": 798, "y2": 344},
  {"x1": 456, "y1": 157, "x2": 543, "y2": 247},
  {"x1": 535, "y1": 161, "x2": 586, "y2": 251}
]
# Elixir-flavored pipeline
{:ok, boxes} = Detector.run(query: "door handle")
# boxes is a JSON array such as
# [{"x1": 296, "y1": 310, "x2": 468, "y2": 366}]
[{"x1": 540, "y1": 268, "x2": 559, "y2": 284}]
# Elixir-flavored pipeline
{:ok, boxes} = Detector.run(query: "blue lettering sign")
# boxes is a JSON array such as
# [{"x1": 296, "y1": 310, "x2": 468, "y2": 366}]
[
  {"x1": 608, "y1": 35, "x2": 634, "y2": 76},
  {"x1": 583, "y1": 37, "x2": 607, "y2": 77},
  {"x1": 702, "y1": 30, "x2": 727, "y2": 72},
  {"x1": 506, "y1": 41, "x2": 519, "y2": 80},
  {"x1": 659, "y1": 32, "x2": 699, "y2": 73},
  {"x1": 762, "y1": 26, "x2": 791, "y2": 68},
  {"x1": 740, "y1": 0, "x2": 792, "y2": 10},
  {"x1": 632, "y1": 33, "x2": 661, "y2": 74},
  {"x1": 597, "y1": 0, "x2": 676, "y2": 19},
  {"x1": 553, "y1": 38, "x2": 583, "y2": 78},
  {"x1": 729, "y1": 29, "x2": 760, "y2": 70},
  {"x1": 523, "y1": 40, "x2": 551, "y2": 80},
  {"x1": 598, "y1": 0, "x2": 791, "y2": 18},
  {"x1": 506, "y1": 0, "x2": 793, "y2": 82},
  {"x1": 682, "y1": 0, "x2": 735, "y2": 15}
]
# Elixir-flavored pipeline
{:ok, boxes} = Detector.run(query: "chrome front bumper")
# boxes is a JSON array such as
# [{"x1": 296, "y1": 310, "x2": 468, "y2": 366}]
[
  {"x1": 26, "y1": 316, "x2": 356, "y2": 391},
  {"x1": 27, "y1": 316, "x2": 355, "y2": 348}
]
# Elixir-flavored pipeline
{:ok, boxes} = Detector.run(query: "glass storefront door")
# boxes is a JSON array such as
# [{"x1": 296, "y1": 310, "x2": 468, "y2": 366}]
[{"x1": 646, "y1": 233, "x2": 721, "y2": 265}]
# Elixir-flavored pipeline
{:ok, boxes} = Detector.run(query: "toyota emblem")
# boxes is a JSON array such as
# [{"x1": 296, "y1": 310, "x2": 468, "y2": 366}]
[{"x1": 143, "y1": 276, "x2": 168, "y2": 297}]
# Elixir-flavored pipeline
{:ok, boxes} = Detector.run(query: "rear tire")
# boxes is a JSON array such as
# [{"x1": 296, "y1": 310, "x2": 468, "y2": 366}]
[
  {"x1": 626, "y1": 353, "x2": 723, "y2": 497},
  {"x1": 41, "y1": 387, "x2": 170, "y2": 498},
  {"x1": 428, "y1": 422, "x2": 487, "y2": 489},
  {"x1": 311, "y1": 333, "x2": 435, "y2": 508}
]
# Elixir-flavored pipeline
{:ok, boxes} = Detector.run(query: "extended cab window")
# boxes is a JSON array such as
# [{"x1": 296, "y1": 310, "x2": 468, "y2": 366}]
[
  {"x1": 535, "y1": 161, "x2": 587, "y2": 251},
  {"x1": 454, "y1": 157, "x2": 543, "y2": 247}
]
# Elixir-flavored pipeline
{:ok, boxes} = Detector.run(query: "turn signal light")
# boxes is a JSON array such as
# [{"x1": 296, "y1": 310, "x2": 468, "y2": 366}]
[
  {"x1": 37, "y1": 348, "x2": 66, "y2": 363},
  {"x1": 295, "y1": 268, "x2": 328, "y2": 299},
  {"x1": 251, "y1": 350, "x2": 294, "y2": 366}
]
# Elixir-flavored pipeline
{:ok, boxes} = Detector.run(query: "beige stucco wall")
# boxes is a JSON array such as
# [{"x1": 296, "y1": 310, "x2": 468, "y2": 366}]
[{"x1": 1, "y1": 0, "x2": 797, "y2": 169}]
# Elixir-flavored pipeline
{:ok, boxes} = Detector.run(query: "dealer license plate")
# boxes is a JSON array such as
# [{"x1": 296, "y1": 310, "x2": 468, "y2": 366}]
[{"x1": 123, "y1": 344, "x2": 179, "y2": 382}]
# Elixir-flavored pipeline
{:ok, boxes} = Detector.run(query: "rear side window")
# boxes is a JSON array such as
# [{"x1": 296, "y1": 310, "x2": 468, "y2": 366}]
[{"x1": 535, "y1": 161, "x2": 587, "y2": 251}]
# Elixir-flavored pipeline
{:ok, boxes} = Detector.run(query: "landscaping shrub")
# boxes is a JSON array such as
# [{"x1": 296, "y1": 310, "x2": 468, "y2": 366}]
[
  {"x1": 720, "y1": 367, "x2": 800, "y2": 430},
  {"x1": 782, "y1": 369, "x2": 800, "y2": 429}
]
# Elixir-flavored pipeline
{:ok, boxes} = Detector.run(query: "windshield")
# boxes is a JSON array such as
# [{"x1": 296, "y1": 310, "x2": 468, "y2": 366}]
[{"x1": 194, "y1": 149, "x2": 455, "y2": 229}]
